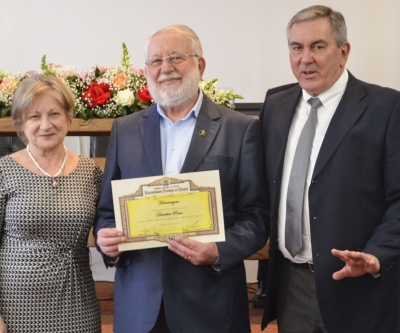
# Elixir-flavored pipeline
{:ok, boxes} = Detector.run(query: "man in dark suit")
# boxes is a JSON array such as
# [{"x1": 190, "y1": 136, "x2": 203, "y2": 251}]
[
  {"x1": 253, "y1": 83, "x2": 298, "y2": 309},
  {"x1": 95, "y1": 24, "x2": 267, "y2": 333},
  {"x1": 260, "y1": 5, "x2": 400, "y2": 333}
]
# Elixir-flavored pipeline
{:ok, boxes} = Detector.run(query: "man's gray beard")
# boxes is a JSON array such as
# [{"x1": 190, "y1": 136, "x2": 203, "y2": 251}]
[{"x1": 147, "y1": 69, "x2": 200, "y2": 109}]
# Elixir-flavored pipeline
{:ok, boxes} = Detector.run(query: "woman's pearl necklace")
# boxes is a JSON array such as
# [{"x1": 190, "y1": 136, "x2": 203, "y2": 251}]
[{"x1": 26, "y1": 145, "x2": 68, "y2": 188}]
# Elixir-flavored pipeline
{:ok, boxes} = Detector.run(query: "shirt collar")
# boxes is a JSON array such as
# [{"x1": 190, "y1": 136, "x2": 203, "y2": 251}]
[
  {"x1": 302, "y1": 69, "x2": 349, "y2": 107},
  {"x1": 157, "y1": 90, "x2": 203, "y2": 122}
]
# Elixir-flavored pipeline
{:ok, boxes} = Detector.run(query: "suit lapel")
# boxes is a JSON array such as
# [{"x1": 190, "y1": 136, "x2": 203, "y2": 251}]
[
  {"x1": 312, "y1": 76, "x2": 368, "y2": 178},
  {"x1": 270, "y1": 87, "x2": 302, "y2": 212},
  {"x1": 273, "y1": 87, "x2": 302, "y2": 181},
  {"x1": 140, "y1": 105, "x2": 163, "y2": 175},
  {"x1": 180, "y1": 96, "x2": 221, "y2": 173}
]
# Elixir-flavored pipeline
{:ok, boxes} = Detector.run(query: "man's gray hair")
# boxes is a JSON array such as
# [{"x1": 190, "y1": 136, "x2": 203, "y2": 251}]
[
  {"x1": 145, "y1": 24, "x2": 203, "y2": 59},
  {"x1": 286, "y1": 5, "x2": 348, "y2": 47}
]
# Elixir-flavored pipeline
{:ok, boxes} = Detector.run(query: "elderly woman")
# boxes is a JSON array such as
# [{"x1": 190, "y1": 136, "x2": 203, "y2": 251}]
[{"x1": 0, "y1": 75, "x2": 102, "y2": 333}]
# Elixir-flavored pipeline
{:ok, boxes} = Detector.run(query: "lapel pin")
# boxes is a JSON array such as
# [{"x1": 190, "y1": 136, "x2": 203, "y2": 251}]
[{"x1": 199, "y1": 130, "x2": 206, "y2": 137}]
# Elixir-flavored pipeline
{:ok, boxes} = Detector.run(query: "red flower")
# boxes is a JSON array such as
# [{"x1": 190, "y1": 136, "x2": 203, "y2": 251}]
[
  {"x1": 82, "y1": 82, "x2": 111, "y2": 108},
  {"x1": 138, "y1": 86, "x2": 152, "y2": 103}
]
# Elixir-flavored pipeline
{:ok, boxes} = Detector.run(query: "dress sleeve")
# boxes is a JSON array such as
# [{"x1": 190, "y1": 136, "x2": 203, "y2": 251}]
[{"x1": 0, "y1": 169, "x2": 7, "y2": 240}]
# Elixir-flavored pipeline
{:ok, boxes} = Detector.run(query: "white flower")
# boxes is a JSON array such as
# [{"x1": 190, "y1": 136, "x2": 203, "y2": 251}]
[{"x1": 114, "y1": 89, "x2": 135, "y2": 106}]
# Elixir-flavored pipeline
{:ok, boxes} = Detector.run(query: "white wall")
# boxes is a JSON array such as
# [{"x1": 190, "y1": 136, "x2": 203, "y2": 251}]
[{"x1": 1, "y1": 0, "x2": 399, "y2": 103}]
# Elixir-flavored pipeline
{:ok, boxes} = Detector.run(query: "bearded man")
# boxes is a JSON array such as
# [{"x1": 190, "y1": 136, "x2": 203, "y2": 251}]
[{"x1": 95, "y1": 25, "x2": 268, "y2": 333}]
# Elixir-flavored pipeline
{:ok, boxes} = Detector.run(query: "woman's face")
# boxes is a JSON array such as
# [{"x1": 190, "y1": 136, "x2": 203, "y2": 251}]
[{"x1": 22, "y1": 91, "x2": 70, "y2": 151}]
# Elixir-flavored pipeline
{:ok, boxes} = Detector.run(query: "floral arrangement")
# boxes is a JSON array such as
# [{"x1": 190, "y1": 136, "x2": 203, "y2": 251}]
[{"x1": 0, "y1": 44, "x2": 243, "y2": 120}]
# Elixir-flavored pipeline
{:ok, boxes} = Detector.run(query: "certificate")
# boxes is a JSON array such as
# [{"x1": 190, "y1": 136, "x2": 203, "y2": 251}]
[{"x1": 111, "y1": 170, "x2": 225, "y2": 251}]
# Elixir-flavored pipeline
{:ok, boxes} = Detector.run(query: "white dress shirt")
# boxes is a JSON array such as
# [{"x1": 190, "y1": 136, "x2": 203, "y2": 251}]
[{"x1": 278, "y1": 70, "x2": 349, "y2": 263}]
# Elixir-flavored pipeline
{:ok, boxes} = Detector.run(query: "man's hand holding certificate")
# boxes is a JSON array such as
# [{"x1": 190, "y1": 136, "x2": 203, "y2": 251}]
[{"x1": 168, "y1": 235, "x2": 220, "y2": 266}]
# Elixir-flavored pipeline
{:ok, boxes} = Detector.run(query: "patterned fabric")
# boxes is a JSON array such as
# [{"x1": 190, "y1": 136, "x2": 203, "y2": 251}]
[{"x1": 0, "y1": 155, "x2": 102, "y2": 333}]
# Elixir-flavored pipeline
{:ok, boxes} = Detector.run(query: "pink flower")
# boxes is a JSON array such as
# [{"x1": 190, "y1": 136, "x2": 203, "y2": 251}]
[
  {"x1": 65, "y1": 69, "x2": 76, "y2": 77},
  {"x1": 48, "y1": 63, "x2": 62, "y2": 69},
  {"x1": 0, "y1": 76, "x2": 19, "y2": 94},
  {"x1": 113, "y1": 73, "x2": 128, "y2": 89},
  {"x1": 78, "y1": 71, "x2": 88, "y2": 80},
  {"x1": 22, "y1": 70, "x2": 38, "y2": 77},
  {"x1": 132, "y1": 65, "x2": 146, "y2": 76}
]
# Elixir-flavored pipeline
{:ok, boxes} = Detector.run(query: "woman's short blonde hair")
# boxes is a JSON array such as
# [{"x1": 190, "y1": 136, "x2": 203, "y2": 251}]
[{"x1": 12, "y1": 74, "x2": 75, "y2": 144}]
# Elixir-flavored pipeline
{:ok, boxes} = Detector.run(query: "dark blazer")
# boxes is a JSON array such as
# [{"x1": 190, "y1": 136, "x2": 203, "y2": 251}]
[
  {"x1": 265, "y1": 83, "x2": 299, "y2": 99},
  {"x1": 259, "y1": 72, "x2": 400, "y2": 333},
  {"x1": 95, "y1": 95, "x2": 268, "y2": 333}
]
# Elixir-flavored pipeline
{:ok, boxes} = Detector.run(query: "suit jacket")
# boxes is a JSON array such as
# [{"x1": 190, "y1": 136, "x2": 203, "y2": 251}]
[
  {"x1": 264, "y1": 83, "x2": 298, "y2": 100},
  {"x1": 259, "y1": 73, "x2": 400, "y2": 333},
  {"x1": 95, "y1": 95, "x2": 268, "y2": 333}
]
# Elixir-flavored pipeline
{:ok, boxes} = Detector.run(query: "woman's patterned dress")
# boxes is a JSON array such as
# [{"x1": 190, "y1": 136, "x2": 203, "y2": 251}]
[{"x1": 0, "y1": 156, "x2": 102, "y2": 333}]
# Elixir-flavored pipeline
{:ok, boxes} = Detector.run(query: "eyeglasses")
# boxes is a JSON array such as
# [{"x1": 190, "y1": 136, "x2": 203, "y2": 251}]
[{"x1": 146, "y1": 52, "x2": 198, "y2": 69}]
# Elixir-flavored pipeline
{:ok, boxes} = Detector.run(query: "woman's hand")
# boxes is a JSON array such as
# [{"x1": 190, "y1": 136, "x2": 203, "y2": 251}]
[{"x1": 0, "y1": 315, "x2": 7, "y2": 333}]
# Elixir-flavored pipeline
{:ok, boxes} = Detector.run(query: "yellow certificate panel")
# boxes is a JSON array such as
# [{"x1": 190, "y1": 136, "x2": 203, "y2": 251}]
[{"x1": 125, "y1": 192, "x2": 212, "y2": 238}]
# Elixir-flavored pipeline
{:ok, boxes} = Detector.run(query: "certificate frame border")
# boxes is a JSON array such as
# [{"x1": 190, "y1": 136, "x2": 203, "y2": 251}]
[{"x1": 118, "y1": 177, "x2": 220, "y2": 244}]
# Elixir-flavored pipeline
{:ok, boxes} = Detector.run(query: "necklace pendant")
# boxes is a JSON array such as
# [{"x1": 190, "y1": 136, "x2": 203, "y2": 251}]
[{"x1": 52, "y1": 178, "x2": 57, "y2": 188}]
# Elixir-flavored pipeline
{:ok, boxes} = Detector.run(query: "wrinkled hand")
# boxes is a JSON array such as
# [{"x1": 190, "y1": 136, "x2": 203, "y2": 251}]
[
  {"x1": 331, "y1": 249, "x2": 380, "y2": 280},
  {"x1": 97, "y1": 228, "x2": 125, "y2": 258},
  {"x1": 168, "y1": 236, "x2": 219, "y2": 266},
  {"x1": 0, "y1": 315, "x2": 7, "y2": 333}
]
